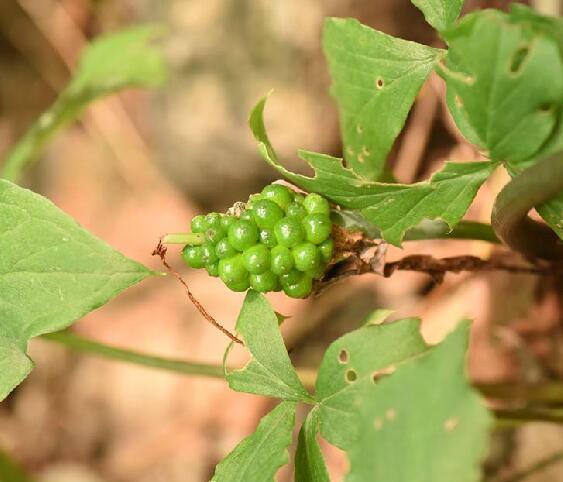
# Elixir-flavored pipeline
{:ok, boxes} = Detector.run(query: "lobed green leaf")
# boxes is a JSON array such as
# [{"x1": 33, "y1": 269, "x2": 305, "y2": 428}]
[
  {"x1": 211, "y1": 401, "x2": 296, "y2": 482},
  {"x1": 315, "y1": 313, "x2": 429, "y2": 448},
  {"x1": 225, "y1": 290, "x2": 312, "y2": 402},
  {"x1": 439, "y1": 9, "x2": 563, "y2": 165},
  {"x1": 0, "y1": 180, "x2": 153, "y2": 400},
  {"x1": 250, "y1": 96, "x2": 497, "y2": 246},
  {"x1": 295, "y1": 408, "x2": 331, "y2": 482},
  {"x1": 1, "y1": 25, "x2": 167, "y2": 182},
  {"x1": 410, "y1": 0, "x2": 464, "y2": 32},
  {"x1": 323, "y1": 18, "x2": 441, "y2": 180},
  {"x1": 345, "y1": 322, "x2": 492, "y2": 482}
]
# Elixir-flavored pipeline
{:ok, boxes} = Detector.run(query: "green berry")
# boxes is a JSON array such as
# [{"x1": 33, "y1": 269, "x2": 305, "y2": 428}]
[
  {"x1": 303, "y1": 193, "x2": 330, "y2": 215},
  {"x1": 279, "y1": 269, "x2": 302, "y2": 286},
  {"x1": 228, "y1": 220, "x2": 259, "y2": 251},
  {"x1": 206, "y1": 262, "x2": 220, "y2": 277},
  {"x1": 206, "y1": 226, "x2": 226, "y2": 244},
  {"x1": 252, "y1": 199, "x2": 284, "y2": 229},
  {"x1": 191, "y1": 215, "x2": 208, "y2": 233},
  {"x1": 259, "y1": 228, "x2": 278, "y2": 248},
  {"x1": 182, "y1": 245, "x2": 206, "y2": 269},
  {"x1": 221, "y1": 215, "x2": 237, "y2": 230},
  {"x1": 218, "y1": 255, "x2": 248, "y2": 284},
  {"x1": 307, "y1": 263, "x2": 326, "y2": 280},
  {"x1": 292, "y1": 242, "x2": 321, "y2": 272},
  {"x1": 286, "y1": 202, "x2": 307, "y2": 219},
  {"x1": 274, "y1": 217, "x2": 305, "y2": 247},
  {"x1": 225, "y1": 277, "x2": 250, "y2": 292},
  {"x1": 270, "y1": 245, "x2": 294, "y2": 275},
  {"x1": 216, "y1": 238, "x2": 237, "y2": 259},
  {"x1": 202, "y1": 243, "x2": 218, "y2": 264},
  {"x1": 283, "y1": 273, "x2": 313, "y2": 299},
  {"x1": 205, "y1": 212, "x2": 223, "y2": 229},
  {"x1": 239, "y1": 210, "x2": 254, "y2": 222},
  {"x1": 247, "y1": 193, "x2": 262, "y2": 208},
  {"x1": 318, "y1": 238, "x2": 334, "y2": 263},
  {"x1": 242, "y1": 244, "x2": 271, "y2": 274},
  {"x1": 261, "y1": 184, "x2": 294, "y2": 210},
  {"x1": 303, "y1": 214, "x2": 332, "y2": 244},
  {"x1": 294, "y1": 193, "x2": 305, "y2": 204},
  {"x1": 250, "y1": 271, "x2": 279, "y2": 292}
]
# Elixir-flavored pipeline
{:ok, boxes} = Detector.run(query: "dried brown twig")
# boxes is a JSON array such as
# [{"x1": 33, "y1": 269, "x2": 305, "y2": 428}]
[
  {"x1": 152, "y1": 240, "x2": 244, "y2": 345},
  {"x1": 314, "y1": 228, "x2": 557, "y2": 293}
]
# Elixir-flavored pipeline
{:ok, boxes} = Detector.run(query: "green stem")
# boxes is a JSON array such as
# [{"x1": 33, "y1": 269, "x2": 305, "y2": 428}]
[
  {"x1": 334, "y1": 209, "x2": 500, "y2": 243},
  {"x1": 42, "y1": 332, "x2": 563, "y2": 416},
  {"x1": 162, "y1": 232, "x2": 206, "y2": 245},
  {"x1": 493, "y1": 407, "x2": 563, "y2": 426},
  {"x1": 41, "y1": 331, "x2": 225, "y2": 379},
  {"x1": 502, "y1": 448, "x2": 563, "y2": 482},
  {"x1": 404, "y1": 220, "x2": 499, "y2": 244},
  {"x1": 1, "y1": 93, "x2": 87, "y2": 183},
  {"x1": 492, "y1": 152, "x2": 563, "y2": 260}
]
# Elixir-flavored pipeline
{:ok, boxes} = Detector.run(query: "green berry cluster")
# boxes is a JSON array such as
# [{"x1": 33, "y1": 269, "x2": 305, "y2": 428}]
[{"x1": 182, "y1": 184, "x2": 334, "y2": 298}]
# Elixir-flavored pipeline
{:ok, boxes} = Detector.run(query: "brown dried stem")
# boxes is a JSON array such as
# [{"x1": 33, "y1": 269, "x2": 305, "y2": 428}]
[{"x1": 152, "y1": 240, "x2": 244, "y2": 345}]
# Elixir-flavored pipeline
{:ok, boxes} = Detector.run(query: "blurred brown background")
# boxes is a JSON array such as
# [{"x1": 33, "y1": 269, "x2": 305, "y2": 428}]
[{"x1": 1, "y1": 0, "x2": 562, "y2": 481}]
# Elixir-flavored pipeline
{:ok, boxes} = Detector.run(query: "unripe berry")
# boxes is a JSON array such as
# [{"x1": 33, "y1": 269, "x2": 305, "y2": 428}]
[
  {"x1": 191, "y1": 215, "x2": 208, "y2": 233},
  {"x1": 206, "y1": 262, "x2": 220, "y2": 277},
  {"x1": 228, "y1": 220, "x2": 259, "y2": 251},
  {"x1": 226, "y1": 277, "x2": 251, "y2": 292},
  {"x1": 239, "y1": 210, "x2": 254, "y2": 222},
  {"x1": 294, "y1": 193, "x2": 305, "y2": 204},
  {"x1": 252, "y1": 199, "x2": 284, "y2": 229},
  {"x1": 221, "y1": 215, "x2": 237, "y2": 230},
  {"x1": 219, "y1": 255, "x2": 248, "y2": 284},
  {"x1": 202, "y1": 243, "x2": 218, "y2": 264},
  {"x1": 270, "y1": 245, "x2": 294, "y2": 275},
  {"x1": 259, "y1": 228, "x2": 278, "y2": 248},
  {"x1": 292, "y1": 242, "x2": 321, "y2": 272},
  {"x1": 242, "y1": 244, "x2": 271, "y2": 274},
  {"x1": 250, "y1": 271, "x2": 279, "y2": 292},
  {"x1": 318, "y1": 238, "x2": 334, "y2": 263},
  {"x1": 215, "y1": 238, "x2": 237, "y2": 259},
  {"x1": 303, "y1": 214, "x2": 332, "y2": 244},
  {"x1": 182, "y1": 245, "x2": 206, "y2": 269},
  {"x1": 274, "y1": 217, "x2": 305, "y2": 248},
  {"x1": 286, "y1": 202, "x2": 307, "y2": 219},
  {"x1": 283, "y1": 273, "x2": 313, "y2": 299},
  {"x1": 205, "y1": 212, "x2": 223, "y2": 230},
  {"x1": 261, "y1": 184, "x2": 294, "y2": 210},
  {"x1": 279, "y1": 269, "x2": 302, "y2": 287},
  {"x1": 303, "y1": 193, "x2": 330, "y2": 215},
  {"x1": 206, "y1": 226, "x2": 227, "y2": 244}
]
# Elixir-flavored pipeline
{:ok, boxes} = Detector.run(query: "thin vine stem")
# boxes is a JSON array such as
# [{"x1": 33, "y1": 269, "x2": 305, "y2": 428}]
[
  {"x1": 41, "y1": 331, "x2": 226, "y2": 379},
  {"x1": 41, "y1": 331, "x2": 563, "y2": 418},
  {"x1": 492, "y1": 152, "x2": 563, "y2": 261}
]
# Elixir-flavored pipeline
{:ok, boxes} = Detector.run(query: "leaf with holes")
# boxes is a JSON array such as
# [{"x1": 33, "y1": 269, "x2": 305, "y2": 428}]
[
  {"x1": 250, "y1": 97, "x2": 497, "y2": 246},
  {"x1": 411, "y1": 0, "x2": 464, "y2": 32},
  {"x1": 439, "y1": 9, "x2": 563, "y2": 164},
  {"x1": 345, "y1": 322, "x2": 492, "y2": 482},
  {"x1": 211, "y1": 401, "x2": 296, "y2": 482},
  {"x1": 295, "y1": 408, "x2": 331, "y2": 482},
  {"x1": 225, "y1": 290, "x2": 312, "y2": 402},
  {"x1": 2, "y1": 25, "x2": 167, "y2": 182},
  {"x1": 323, "y1": 18, "x2": 441, "y2": 180},
  {"x1": 315, "y1": 313, "x2": 428, "y2": 449},
  {"x1": 0, "y1": 180, "x2": 153, "y2": 401}
]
